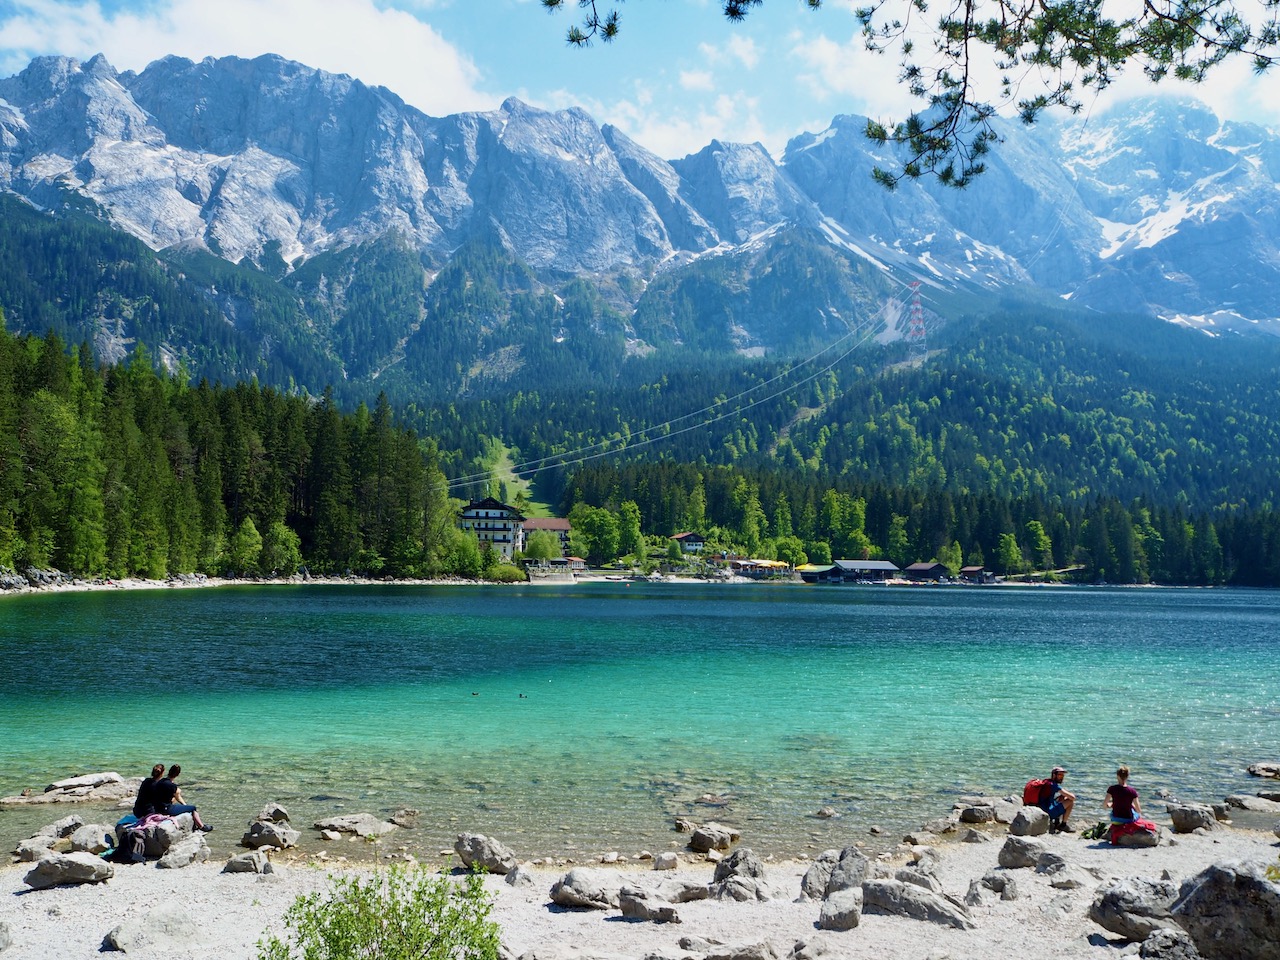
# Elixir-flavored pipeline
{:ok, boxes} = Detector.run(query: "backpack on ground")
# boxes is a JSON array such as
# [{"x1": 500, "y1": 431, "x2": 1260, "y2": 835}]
[{"x1": 1023, "y1": 778, "x2": 1052, "y2": 806}]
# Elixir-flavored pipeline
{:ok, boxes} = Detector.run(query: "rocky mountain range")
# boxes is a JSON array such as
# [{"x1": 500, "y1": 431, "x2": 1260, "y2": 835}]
[{"x1": 1, "y1": 52, "x2": 1278, "y2": 395}]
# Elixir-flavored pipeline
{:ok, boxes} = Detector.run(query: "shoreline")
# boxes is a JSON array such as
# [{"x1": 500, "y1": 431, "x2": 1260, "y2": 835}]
[{"x1": 2, "y1": 811, "x2": 1277, "y2": 960}]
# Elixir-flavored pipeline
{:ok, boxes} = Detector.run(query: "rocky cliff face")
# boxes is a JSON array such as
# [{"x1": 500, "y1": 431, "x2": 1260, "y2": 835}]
[{"x1": 2, "y1": 51, "x2": 1280, "y2": 341}]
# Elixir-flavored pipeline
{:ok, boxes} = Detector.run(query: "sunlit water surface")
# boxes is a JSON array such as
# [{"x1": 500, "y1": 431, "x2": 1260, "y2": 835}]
[{"x1": 2, "y1": 583, "x2": 1277, "y2": 860}]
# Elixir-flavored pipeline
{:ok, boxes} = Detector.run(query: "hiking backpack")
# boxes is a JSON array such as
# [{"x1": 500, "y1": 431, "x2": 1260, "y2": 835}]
[{"x1": 1023, "y1": 778, "x2": 1052, "y2": 806}]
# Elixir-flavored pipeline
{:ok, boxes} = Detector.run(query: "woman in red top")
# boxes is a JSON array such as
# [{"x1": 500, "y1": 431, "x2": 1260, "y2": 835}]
[{"x1": 1105, "y1": 765, "x2": 1141, "y2": 823}]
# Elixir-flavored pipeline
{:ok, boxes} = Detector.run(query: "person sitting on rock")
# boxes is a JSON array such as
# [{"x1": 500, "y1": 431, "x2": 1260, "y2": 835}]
[
  {"x1": 1104, "y1": 765, "x2": 1141, "y2": 823},
  {"x1": 152, "y1": 764, "x2": 213, "y2": 832},
  {"x1": 132, "y1": 763, "x2": 165, "y2": 818},
  {"x1": 1041, "y1": 765, "x2": 1076, "y2": 833}
]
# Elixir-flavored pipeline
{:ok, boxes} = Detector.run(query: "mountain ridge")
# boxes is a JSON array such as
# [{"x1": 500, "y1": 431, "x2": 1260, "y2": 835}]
[{"x1": 3, "y1": 51, "x2": 1280, "y2": 398}]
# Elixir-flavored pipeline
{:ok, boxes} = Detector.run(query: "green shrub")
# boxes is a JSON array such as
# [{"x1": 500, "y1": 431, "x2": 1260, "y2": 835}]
[
  {"x1": 483, "y1": 563, "x2": 527, "y2": 583},
  {"x1": 257, "y1": 866, "x2": 500, "y2": 960}
]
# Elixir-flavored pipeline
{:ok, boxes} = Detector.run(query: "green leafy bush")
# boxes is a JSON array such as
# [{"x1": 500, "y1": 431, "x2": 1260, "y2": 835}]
[
  {"x1": 483, "y1": 563, "x2": 527, "y2": 583},
  {"x1": 257, "y1": 866, "x2": 500, "y2": 960}
]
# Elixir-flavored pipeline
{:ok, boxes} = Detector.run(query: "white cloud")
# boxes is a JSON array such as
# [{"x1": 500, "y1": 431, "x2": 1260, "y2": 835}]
[
  {"x1": 726, "y1": 35, "x2": 759, "y2": 70},
  {"x1": 680, "y1": 69, "x2": 715, "y2": 92},
  {"x1": 0, "y1": 0, "x2": 495, "y2": 117}
]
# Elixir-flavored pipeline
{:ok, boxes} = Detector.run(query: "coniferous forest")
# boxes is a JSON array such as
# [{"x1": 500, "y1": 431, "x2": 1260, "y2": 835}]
[{"x1": 3, "y1": 313, "x2": 1280, "y2": 587}]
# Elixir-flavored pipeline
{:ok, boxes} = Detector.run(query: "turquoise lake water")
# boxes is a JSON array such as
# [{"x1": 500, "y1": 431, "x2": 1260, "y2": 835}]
[{"x1": 1, "y1": 583, "x2": 1278, "y2": 860}]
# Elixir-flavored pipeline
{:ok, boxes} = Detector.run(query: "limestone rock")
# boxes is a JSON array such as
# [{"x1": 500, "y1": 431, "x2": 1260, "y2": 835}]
[
  {"x1": 68, "y1": 823, "x2": 116, "y2": 855},
  {"x1": 504, "y1": 866, "x2": 536, "y2": 888},
  {"x1": 1224, "y1": 794, "x2": 1280, "y2": 813},
  {"x1": 1171, "y1": 859, "x2": 1280, "y2": 960},
  {"x1": 103, "y1": 902, "x2": 204, "y2": 953},
  {"x1": 312, "y1": 813, "x2": 396, "y2": 838},
  {"x1": 549, "y1": 868, "x2": 620, "y2": 910},
  {"x1": 825, "y1": 847, "x2": 871, "y2": 895},
  {"x1": 653, "y1": 851, "x2": 679, "y2": 871},
  {"x1": 688, "y1": 821, "x2": 740, "y2": 853},
  {"x1": 799, "y1": 849, "x2": 840, "y2": 901},
  {"x1": 157, "y1": 834, "x2": 209, "y2": 869},
  {"x1": 965, "y1": 869, "x2": 1020, "y2": 906},
  {"x1": 861, "y1": 878, "x2": 975, "y2": 930},
  {"x1": 618, "y1": 885, "x2": 680, "y2": 923},
  {"x1": 23, "y1": 851, "x2": 114, "y2": 889},
  {"x1": 1166, "y1": 803, "x2": 1218, "y2": 833},
  {"x1": 653, "y1": 878, "x2": 711, "y2": 903},
  {"x1": 14, "y1": 835, "x2": 57, "y2": 861},
  {"x1": 1089, "y1": 877, "x2": 1180, "y2": 941},
  {"x1": 1140, "y1": 928, "x2": 1206, "y2": 960},
  {"x1": 1010, "y1": 805, "x2": 1051, "y2": 837},
  {"x1": 242, "y1": 820, "x2": 301, "y2": 849},
  {"x1": 256, "y1": 802, "x2": 291, "y2": 823},
  {"x1": 223, "y1": 851, "x2": 274, "y2": 874},
  {"x1": 816, "y1": 887, "x2": 863, "y2": 931},
  {"x1": 958, "y1": 804, "x2": 996, "y2": 824},
  {"x1": 714, "y1": 848, "x2": 766, "y2": 881},
  {"x1": 455, "y1": 832, "x2": 518, "y2": 875},
  {"x1": 1246, "y1": 762, "x2": 1280, "y2": 778},
  {"x1": 998, "y1": 835, "x2": 1045, "y2": 868}
]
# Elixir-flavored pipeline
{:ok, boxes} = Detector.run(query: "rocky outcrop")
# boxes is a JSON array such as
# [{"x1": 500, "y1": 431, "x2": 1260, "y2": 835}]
[
  {"x1": 1170, "y1": 860, "x2": 1280, "y2": 960},
  {"x1": 23, "y1": 851, "x2": 113, "y2": 889},
  {"x1": 1, "y1": 772, "x2": 139, "y2": 806},
  {"x1": 454, "y1": 832, "x2": 518, "y2": 875},
  {"x1": 998, "y1": 835, "x2": 1046, "y2": 868},
  {"x1": 549, "y1": 868, "x2": 621, "y2": 910},
  {"x1": 1009, "y1": 806, "x2": 1051, "y2": 836},
  {"x1": 1167, "y1": 803, "x2": 1219, "y2": 833},
  {"x1": 312, "y1": 813, "x2": 395, "y2": 838},
  {"x1": 103, "y1": 902, "x2": 204, "y2": 953},
  {"x1": 618, "y1": 885, "x2": 681, "y2": 923},
  {"x1": 861, "y1": 878, "x2": 975, "y2": 930},
  {"x1": 1089, "y1": 877, "x2": 1180, "y2": 941},
  {"x1": 816, "y1": 888, "x2": 862, "y2": 931},
  {"x1": 688, "y1": 822, "x2": 740, "y2": 854},
  {"x1": 242, "y1": 819, "x2": 301, "y2": 850},
  {"x1": 223, "y1": 851, "x2": 275, "y2": 874}
]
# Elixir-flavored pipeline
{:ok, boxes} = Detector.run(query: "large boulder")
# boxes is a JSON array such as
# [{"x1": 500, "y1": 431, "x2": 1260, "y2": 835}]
[
  {"x1": 157, "y1": 834, "x2": 210, "y2": 869},
  {"x1": 861, "y1": 879, "x2": 975, "y2": 930},
  {"x1": 714, "y1": 848, "x2": 766, "y2": 881},
  {"x1": 313, "y1": 813, "x2": 395, "y2": 838},
  {"x1": 1139, "y1": 928, "x2": 1205, "y2": 960},
  {"x1": 103, "y1": 902, "x2": 204, "y2": 953},
  {"x1": 816, "y1": 888, "x2": 863, "y2": 931},
  {"x1": 242, "y1": 820, "x2": 301, "y2": 850},
  {"x1": 454, "y1": 832, "x2": 517, "y2": 875},
  {"x1": 998, "y1": 835, "x2": 1046, "y2": 868},
  {"x1": 223, "y1": 851, "x2": 275, "y2": 874},
  {"x1": 1089, "y1": 877, "x2": 1180, "y2": 941},
  {"x1": 1246, "y1": 762, "x2": 1280, "y2": 778},
  {"x1": 964, "y1": 870, "x2": 1020, "y2": 906},
  {"x1": 824, "y1": 847, "x2": 871, "y2": 895},
  {"x1": 549, "y1": 868, "x2": 621, "y2": 910},
  {"x1": 1114, "y1": 823, "x2": 1162, "y2": 848},
  {"x1": 1224, "y1": 795, "x2": 1280, "y2": 814},
  {"x1": 799, "y1": 849, "x2": 840, "y2": 901},
  {"x1": 14, "y1": 835, "x2": 57, "y2": 861},
  {"x1": 688, "y1": 821, "x2": 740, "y2": 853},
  {"x1": 1009, "y1": 806, "x2": 1051, "y2": 836},
  {"x1": 2, "y1": 772, "x2": 137, "y2": 806},
  {"x1": 1170, "y1": 860, "x2": 1280, "y2": 960},
  {"x1": 1166, "y1": 803, "x2": 1218, "y2": 833},
  {"x1": 618, "y1": 885, "x2": 680, "y2": 923},
  {"x1": 69, "y1": 823, "x2": 116, "y2": 855},
  {"x1": 23, "y1": 851, "x2": 114, "y2": 889}
]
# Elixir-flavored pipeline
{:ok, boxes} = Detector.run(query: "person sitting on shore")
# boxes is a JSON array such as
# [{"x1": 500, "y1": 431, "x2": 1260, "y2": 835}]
[
  {"x1": 152, "y1": 764, "x2": 213, "y2": 833},
  {"x1": 1104, "y1": 765, "x2": 1141, "y2": 823},
  {"x1": 1040, "y1": 765, "x2": 1076, "y2": 833},
  {"x1": 132, "y1": 763, "x2": 165, "y2": 819}
]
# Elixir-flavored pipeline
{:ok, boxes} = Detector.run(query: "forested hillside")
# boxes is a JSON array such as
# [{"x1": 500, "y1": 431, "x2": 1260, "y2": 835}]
[{"x1": 3, "y1": 319, "x2": 1279, "y2": 587}]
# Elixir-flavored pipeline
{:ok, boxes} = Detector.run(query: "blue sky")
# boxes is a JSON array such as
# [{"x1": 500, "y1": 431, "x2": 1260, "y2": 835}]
[{"x1": 1, "y1": 0, "x2": 1277, "y2": 160}]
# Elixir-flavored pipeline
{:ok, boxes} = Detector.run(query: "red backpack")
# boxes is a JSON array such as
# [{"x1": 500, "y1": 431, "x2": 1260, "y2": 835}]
[{"x1": 1023, "y1": 778, "x2": 1052, "y2": 806}]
